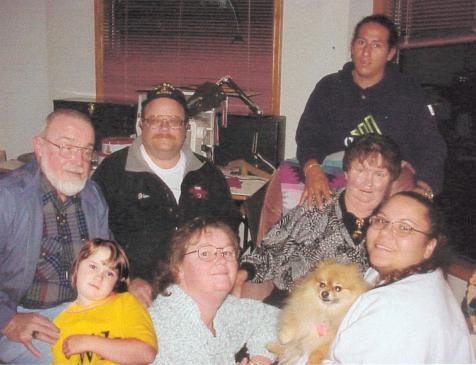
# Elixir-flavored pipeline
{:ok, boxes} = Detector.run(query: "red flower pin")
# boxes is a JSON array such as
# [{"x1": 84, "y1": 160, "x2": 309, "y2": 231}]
[{"x1": 189, "y1": 185, "x2": 208, "y2": 199}]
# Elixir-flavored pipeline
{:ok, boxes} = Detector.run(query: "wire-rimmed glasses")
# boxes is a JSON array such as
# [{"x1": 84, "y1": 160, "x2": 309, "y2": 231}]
[
  {"x1": 142, "y1": 116, "x2": 185, "y2": 130},
  {"x1": 369, "y1": 215, "x2": 432, "y2": 238},
  {"x1": 185, "y1": 245, "x2": 237, "y2": 262},
  {"x1": 42, "y1": 137, "x2": 94, "y2": 161}
]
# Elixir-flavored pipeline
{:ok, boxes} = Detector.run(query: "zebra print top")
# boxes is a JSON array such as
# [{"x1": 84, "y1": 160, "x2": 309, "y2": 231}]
[{"x1": 241, "y1": 189, "x2": 370, "y2": 290}]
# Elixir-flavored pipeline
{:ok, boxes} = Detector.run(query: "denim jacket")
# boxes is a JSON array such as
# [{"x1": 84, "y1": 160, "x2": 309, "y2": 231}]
[{"x1": 0, "y1": 160, "x2": 110, "y2": 333}]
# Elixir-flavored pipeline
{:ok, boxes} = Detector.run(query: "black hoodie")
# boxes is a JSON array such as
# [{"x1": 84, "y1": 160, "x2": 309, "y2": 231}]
[{"x1": 296, "y1": 61, "x2": 447, "y2": 193}]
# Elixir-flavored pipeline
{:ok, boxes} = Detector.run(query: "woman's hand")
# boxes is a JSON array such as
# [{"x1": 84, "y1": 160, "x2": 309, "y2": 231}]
[
  {"x1": 236, "y1": 355, "x2": 273, "y2": 365},
  {"x1": 300, "y1": 162, "x2": 332, "y2": 209}
]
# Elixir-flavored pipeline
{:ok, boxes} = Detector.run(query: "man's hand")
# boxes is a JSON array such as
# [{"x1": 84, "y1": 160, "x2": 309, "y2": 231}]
[
  {"x1": 2, "y1": 313, "x2": 59, "y2": 358},
  {"x1": 231, "y1": 269, "x2": 249, "y2": 298},
  {"x1": 300, "y1": 162, "x2": 332, "y2": 209},
  {"x1": 129, "y1": 278, "x2": 153, "y2": 307},
  {"x1": 62, "y1": 334, "x2": 92, "y2": 359}
]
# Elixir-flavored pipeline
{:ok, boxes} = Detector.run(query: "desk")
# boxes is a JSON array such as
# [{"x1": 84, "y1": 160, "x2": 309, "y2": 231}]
[
  {"x1": 222, "y1": 169, "x2": 268, "y2": 251},
  {"x1": 221, "y1": 166, "x2": 268, "y2": 201},
  {"x1": 229, "y1": 176, "x2": 268, "y2": 201}
]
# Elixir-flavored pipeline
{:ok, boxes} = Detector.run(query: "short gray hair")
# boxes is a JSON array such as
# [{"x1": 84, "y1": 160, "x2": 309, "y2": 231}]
[{"x1": 39, "y1": 109, "x2": 93, "y2": 137}]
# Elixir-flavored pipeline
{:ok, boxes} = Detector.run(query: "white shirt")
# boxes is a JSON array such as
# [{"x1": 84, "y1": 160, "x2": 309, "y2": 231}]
[
  {"x1": 140, "y1": 145, "x2": 185, "y2": 202},
  {"x1": 325, "y1": 269, "x2": 475, "y2": 364}
]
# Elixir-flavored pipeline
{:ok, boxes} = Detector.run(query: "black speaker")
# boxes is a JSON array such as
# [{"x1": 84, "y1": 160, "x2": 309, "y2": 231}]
[{"x1": 214, "y1": 114, "x2": 286, "y2": 169}]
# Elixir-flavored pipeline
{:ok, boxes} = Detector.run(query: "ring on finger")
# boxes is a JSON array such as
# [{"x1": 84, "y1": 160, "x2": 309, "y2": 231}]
[{"x1": 32, "y1": 330, "x2": 39, "y2": 339}]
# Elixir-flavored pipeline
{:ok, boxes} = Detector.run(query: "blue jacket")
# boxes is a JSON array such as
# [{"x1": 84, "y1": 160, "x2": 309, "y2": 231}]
[{"x1": 0, "y1": 161, "x2": 110, "y2": 332}]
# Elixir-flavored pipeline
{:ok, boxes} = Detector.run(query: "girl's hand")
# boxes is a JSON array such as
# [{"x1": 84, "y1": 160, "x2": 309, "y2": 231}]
[{"x1": 62, "y1": 334, "x2": 93, "y2": 359}]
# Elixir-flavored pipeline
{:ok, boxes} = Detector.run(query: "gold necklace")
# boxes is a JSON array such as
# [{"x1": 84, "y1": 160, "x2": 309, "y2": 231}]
[{"x1": 352, "y1": 218, "x2": 365, "y2": 240}]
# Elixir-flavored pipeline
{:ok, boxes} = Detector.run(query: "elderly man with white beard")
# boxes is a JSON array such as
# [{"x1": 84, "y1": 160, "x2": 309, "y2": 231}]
[{"x1": 0, "y1": 109, "x2": 110, "y2": 364}]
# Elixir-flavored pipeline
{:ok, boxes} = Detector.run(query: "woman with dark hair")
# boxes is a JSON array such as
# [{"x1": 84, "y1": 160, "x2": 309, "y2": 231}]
[
  {"x1": 148, "y1": 217, "x2": 279, "y2": 365},
  {"x1": 237, "y1": 134, "x2": 402, "y2": 300},
  {"x1": 326, "y1": 192, "x2": 474, "y2": 363}
]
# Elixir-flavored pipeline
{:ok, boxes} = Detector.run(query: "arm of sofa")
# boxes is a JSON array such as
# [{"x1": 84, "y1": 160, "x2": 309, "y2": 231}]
[{"x1": 447, "y1": 257, "x2": 476, "y2": 355}]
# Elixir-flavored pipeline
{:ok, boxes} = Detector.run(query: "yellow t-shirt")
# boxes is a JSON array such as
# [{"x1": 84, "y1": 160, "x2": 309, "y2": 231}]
[{"x1": 52, "y1": 292, "x2": 157, "y2": 365}]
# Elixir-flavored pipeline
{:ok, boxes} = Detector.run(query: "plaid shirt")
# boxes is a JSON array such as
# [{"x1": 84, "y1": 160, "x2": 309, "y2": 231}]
[{"x1": 20, "y1": 177, "x2": 89, "y2": 309}]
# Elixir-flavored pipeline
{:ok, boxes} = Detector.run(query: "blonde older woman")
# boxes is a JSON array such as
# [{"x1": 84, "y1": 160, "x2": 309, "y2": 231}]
[
  {"x1": 326, "y1": 192, "x2": 474, "y2": 363},
  {"x1": 148, "y1": 217, "x2": 279, "y2": 365}
]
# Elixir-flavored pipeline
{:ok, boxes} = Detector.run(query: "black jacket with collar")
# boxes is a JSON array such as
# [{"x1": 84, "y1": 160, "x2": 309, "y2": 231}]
[{"x1": 92, "y1": 138, "x2": 241, "y2": 282}]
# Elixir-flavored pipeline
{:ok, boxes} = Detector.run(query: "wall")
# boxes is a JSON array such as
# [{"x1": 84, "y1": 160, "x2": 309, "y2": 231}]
[
  {"x1": 0, "y1": 0, "x2": 50, "y2": 159},
  {"x1": 0, "y1": 0, "x2": 95, "y2": 159},
  {"x1": 46, "y1": 0, "x2": 96, "y2": 101},
  {"x1": 0, "y1": 0, "x2": 372, "y2": 159},
  {"x1": 280, "y1": 0, "x2": 372, "y2": 158}
]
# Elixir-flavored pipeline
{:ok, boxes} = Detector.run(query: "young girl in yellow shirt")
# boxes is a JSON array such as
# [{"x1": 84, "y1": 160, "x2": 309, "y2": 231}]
[{"x1": 51, "y1": 239, "x2": 158, "y2": 364}]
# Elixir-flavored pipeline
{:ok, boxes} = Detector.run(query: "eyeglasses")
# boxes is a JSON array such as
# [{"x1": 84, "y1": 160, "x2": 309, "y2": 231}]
[
  {"x1": 142, "y1": 116, "x2": 185, "y2": 130},
  {"x1": 42, "y1": 137, "x2": 94, "y2": 161},
  {"x1": 369, "y1": 215, "x2": 432, "y2": 238},
  {"x1": 185, "y1": 245, "x2": 237, "y2": 262}
]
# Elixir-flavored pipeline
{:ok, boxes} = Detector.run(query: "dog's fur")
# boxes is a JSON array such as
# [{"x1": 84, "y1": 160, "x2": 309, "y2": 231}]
[{"x1": 271, "y1": 260, "x2": 368, "y2": 365}]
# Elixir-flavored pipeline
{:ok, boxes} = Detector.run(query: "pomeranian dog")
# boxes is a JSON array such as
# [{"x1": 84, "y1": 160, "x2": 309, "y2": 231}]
[{"x1": 272, "y1": 260, "x2": 368, "y2": 365}]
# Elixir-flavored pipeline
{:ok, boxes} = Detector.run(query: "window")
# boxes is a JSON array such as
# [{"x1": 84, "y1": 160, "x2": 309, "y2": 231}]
[
  {"x1": 380, "y1": 0, "x2": 476, "y2": 48},
  {"x1": 95, "y1": 0, "x2": 282, "y2": 115}
]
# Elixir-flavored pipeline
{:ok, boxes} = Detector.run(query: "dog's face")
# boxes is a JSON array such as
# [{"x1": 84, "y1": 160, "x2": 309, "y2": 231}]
[
  {"x1": 277, "y1": 261, "x2": 368, "y2": 364},
  {"x1": 300, "y1": 260, "x2": 368, "y2": 309},
  {"x1": 317, "y1": 277, "x2": 346, "y2": 304}
]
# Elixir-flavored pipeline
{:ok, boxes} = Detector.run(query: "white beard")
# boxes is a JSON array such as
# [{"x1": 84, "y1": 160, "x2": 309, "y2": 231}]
[
  {"x1": 41, "y1": 156, "x2": 87, "y2": 197},
  {"x1": 51, "y1": 178, "x2": 87, "y2": 197}
]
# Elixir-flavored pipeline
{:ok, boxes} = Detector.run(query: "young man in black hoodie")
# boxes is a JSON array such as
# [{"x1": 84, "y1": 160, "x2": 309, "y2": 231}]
[{"x1": 296, "y1": 14, "x2": 446, "y2": 208}]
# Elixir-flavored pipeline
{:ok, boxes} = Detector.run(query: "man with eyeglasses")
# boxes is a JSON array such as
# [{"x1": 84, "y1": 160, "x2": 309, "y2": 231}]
[
  {"x1": 0, "y1": 109, "x2": 110, "y2": 364},
  {"x1": 93, "y1": 83, "x2": 240, "y2": 307}
]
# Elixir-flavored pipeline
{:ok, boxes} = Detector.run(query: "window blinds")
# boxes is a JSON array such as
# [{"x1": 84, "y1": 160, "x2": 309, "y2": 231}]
[
  {"x1": 383, "y1": 0, "x2": 476, "y2": 48},
  {"x1": 100, "y1": 0, "x2": 275, "y2": 115}
]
